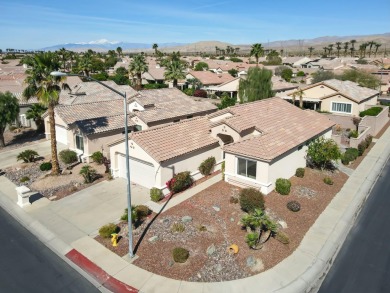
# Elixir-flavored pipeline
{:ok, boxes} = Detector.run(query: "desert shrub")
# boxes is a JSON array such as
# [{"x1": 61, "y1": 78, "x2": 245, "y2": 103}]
[
  {"x1": 121, "y1": 205, "x2": 150, "y2": 223},
  {"x1": 150, "y1": 187, "x2": 163, "y2": 202},
  {"x1": 171, "y1": 222, "x2": 185, "y2": 233},
  {"x1": 275, "y1": 231, "x2": 290, "y2": 244},
  {"x1": 91, "y1": 151, "x2": 104, "y2": 164},
  {"x1": 98, "y1": 223, "x2": 119, "y2": 238},
  {"x1": 342, "y1": 148, "x2": 359, "y2": 165},
  {"x1": 172, "y1": 247, "x2": 189, "y2": 263},
  {"x1": 348, "y1": 130, "x2": 359, "y2": 138},
  {"x1": 142, "y1": 83, "x2": 168, "y2": 89},
  {"x1": 245, "y1": 232, "x2": 259, "y2": 248},
  {"x1": 20, "y1": 176, "x2": 30, "y2": 183},
  {"x1": 166, "y1": 171, "x2": 193, "y2": 194},
  {"x1": 182, "y1": 88, "x2": 195, "y2": 96},
  {"x1": 287, "y1": 201, "x2": 301, "y2": 212},
  {"x1": 193, "y1": 89, "x2": 207, "y2": 98},
  {"x1": 323, "y1": 177, "x2": 334, "y2": 185},
  {"x1": 358, "y1": 141, "x2": 367, "y2": 156},
  {"x1": 230, "y1": 57, "x2": 243, "y2": 62},
  {"x1": 239, "y1": 188, "x2": 265, "y2": 213},
  {"x1": 295, "y1": 168, "x2": 305, "y2": 178},
  {"x1": 359, "y1": 107, "x2": 383, "y2": 117},
  {"x1": 79, "y1": 165, "x2": 97, "y2": 183},
  {"x1": 17, "y1": 149, "x2": 39, "y2": 163},
  {"x1": 135, "y1": 205, "x2": 150, "y2": 218},
  {"x1": 198, "y1": 225, "x2": 207, "y2": 232},
  {"x1": 59, "y1": 149, "x2": 78, "y2": 164},
  {"x1": 39, "y1": 162, "x2": 52, "y2": 171},
  {"x1": 198, "y1": 156, "x2": 216, "y2": 176},
  {"x1": 365, "y1": 135, "x2": 373, "y2": 146},
  {"x1": 275, "y1": 178, "x2": 291, "y2": 195},
  {"x1": 229, "y1": 196, "x2": 239, "y2": 204},
  {"x1": 297, "y1": 71, "x2": 305, "y2": 77}
]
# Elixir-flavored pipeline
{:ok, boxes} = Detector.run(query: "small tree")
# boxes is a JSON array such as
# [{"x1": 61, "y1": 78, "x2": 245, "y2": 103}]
[
  {"x1": 307, "y1": 137, "x2": 341, "y2": 170},
  {"x1": 79, "y1": 165, "x2": 97, "y2": 183},
  {"x1": 26, "y1": 104, "x2": 47, "y2": 132},
  {"x1": 194, "y1": 62, "x2": 209, "y2": 71},
  {"x1": 238, "y1": 67, "x2": 273, "y2": 103},
  {"x1": 281, "y1": 68, "x2": 293, "y2": 82},
  {"x1": 218, "y1": 93, "x2": 236, "y2": 109},
  {"x1": 0, "y1": 91, "x2": 19, "y2": 147}
]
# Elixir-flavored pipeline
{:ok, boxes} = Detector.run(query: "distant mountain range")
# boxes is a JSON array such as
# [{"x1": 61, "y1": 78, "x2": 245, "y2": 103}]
[
  {"x1": 41, "y1": 33, "x2": 390, "y2": 53},
  {"x1": 41, "y1": 39, "x2": 187, "y2": 52}
]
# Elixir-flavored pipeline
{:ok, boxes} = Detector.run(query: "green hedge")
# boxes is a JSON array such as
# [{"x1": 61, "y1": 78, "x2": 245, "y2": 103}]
[
  {"x1": 198, "y1": 156, "x2": 216, "y2": 176},
  {"x1": 341, "y1": 148, "x2": 359, "y2": 165},
  {"x1": 359, "y1": 107, "x2": 383, "y2": 117}
]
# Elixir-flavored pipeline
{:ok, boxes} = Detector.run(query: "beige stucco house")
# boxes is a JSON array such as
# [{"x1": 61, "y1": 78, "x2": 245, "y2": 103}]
[
  {"x1": 284, "y1": 79, "x2": 379, "y2": 116},
  {"x1": 44, "y1": 87, "x2": 217, "y2": 162},
  {"x1": 109, "y1": 98, "x2": 334, "y2": 195}
]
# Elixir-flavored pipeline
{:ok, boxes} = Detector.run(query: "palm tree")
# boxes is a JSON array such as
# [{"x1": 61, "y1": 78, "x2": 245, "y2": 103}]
[
  {"x1": 368, "y1": 41, "x2": 376, "y2": 58},
  {"x1": 78, "y1": 53, "x2": 93, "y2": 77},
  {"x1": 374, "y1": 43, "x2": 382, "y2": 57},
  {"x1": 57, "y1": 48, "x2": 68, "y2": 70},
  {"x1": 250, "y1": 43, "x2": 264, "y2": 66},
  {"x1": 164, "y1": 60, "x2": 186, "y2": 88},
  {"x1": 215, "y1": 46, "x2": 219, "y2": 56},
  {"x1": 116, "y1": 46, "x2": 122, "y2": 58},
  {"x1": 335, "y1": 42, "x2": 342, "y2": 57},
  {"x1": 152, "y1": 43, "x2": 158, "y2": 55},
  {"x1": 350, "y1": 40, "x2": 357, "y2": 57},
  {"x1": 23, "y1": 52, "x2": 70, "y2": 175},
  {"x1": 308, "y1": 47, "x2": 314, "y2": 57},
  {"x1": 350, "y1": 47, "x2": 355, "y2": 57},
  {"x1": 26, "y1": 104, "x2": 47, "y2": 132},
  {"x1": 323, "y1": 47, "x2": 328, "y2": 57},
  {"x1": 129, "y1": 54, "x2": 148, "y2": 90},
  {"x1": 328, "y1": 44, "x2": 334, "y2": 57},
  {"x1": 359, "y1": 44, "x2": 366, "y2": 58},
  {"x1": 343, "y1": 42, "x2": 349, "y2": 57},
  {"x1": 235, "y1": 47, "x2": 240, "y2": 55}
]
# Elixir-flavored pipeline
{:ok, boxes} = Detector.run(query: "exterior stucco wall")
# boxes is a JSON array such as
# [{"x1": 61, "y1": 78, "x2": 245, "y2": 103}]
[
  {"x1": 302, "y1": 85, "x2": 337, "y2": 98},
  {"x1": 87, "y1": 130, "x2": 124, "y2": 158},
  {"x1": 160, "y1": 144, "x2": 222, "y2": 189},
  {"x1": 211, "y1": 123, "x2": 241, "y2": 144},
  {"x1": 128, "y1": 101, "x2": 145, "y2": 112},
  {"x1": 321, "y1": 95, "x2": 359, "y2": 116}
]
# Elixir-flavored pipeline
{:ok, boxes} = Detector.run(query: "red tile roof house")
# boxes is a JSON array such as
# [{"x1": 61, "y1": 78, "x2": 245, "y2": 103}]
[
  {"x1": 43, "y1": 86, "x2": 217, "y2": 162},
  {"x1": 109, "y1": 98, "x2": 334, "y2": 194},
  {"x1": 186, "y1": 71, "x2": 236, "y2": 89}
]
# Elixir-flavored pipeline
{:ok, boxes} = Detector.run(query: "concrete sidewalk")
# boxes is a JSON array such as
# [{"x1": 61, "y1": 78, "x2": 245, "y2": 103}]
[{"x1": 1, "y1": 125, "x2": 390, "y2": 293}]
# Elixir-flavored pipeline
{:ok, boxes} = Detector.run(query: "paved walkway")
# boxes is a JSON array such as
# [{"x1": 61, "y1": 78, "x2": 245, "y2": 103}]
[{"x1": 0, "y1": 126, "x2": 389, "y2": 293}]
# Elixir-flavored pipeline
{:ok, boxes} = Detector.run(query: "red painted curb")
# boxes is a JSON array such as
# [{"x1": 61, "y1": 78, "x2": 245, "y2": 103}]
[{"x1": 66, "y1": 249, "x2": 138, "y2": 293}]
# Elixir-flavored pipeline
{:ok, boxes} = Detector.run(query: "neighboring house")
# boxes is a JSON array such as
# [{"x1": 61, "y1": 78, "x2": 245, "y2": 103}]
[
  {"x1": 186, "y1": 71, "x2": 235, "y2": 89},
  {"x1": 284, "y1": 79, "x2": 379, "y2": 115},
  {"x1": 44, "y1": 87, "x2": 217, "y2": 161},
  {"x1": 282, "y1": 57, "x2": 312, "y2": 67},
  {"x1": 110, "y1": 98, "x2": 334, "y2": 195},
  {"x1": 141, "y1": 66, "x2": 166, "y2": 85}
]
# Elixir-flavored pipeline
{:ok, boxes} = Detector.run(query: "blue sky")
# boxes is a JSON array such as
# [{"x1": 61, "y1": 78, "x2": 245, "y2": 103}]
[{"x1": 1, "y1": 0, "x2": 390, "y2": 49}]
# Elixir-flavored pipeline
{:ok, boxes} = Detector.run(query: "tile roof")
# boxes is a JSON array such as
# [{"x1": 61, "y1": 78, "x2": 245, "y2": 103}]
[
  {"x1": 131, "y1": 117, "x2": 219, "y2": 162},
  {"x1": 55, "y1": 99, "x2": 124, "y2": 125},
  {"x1": 75, "y1": 114, "x2": 135, "y2": 135},
  {"x1": 223, "y1": 98, "x2": 335, "y2": 161},
  {"x1": 188, "y1": 71, "x2": 235, "y2": 85},
  {"x1": 134, "y1": 88, "x2": 217, "y2": 123},
  {"x1": 322, "y1": 79, "x2": 378, "y2": 102},
  {"x1": 271, "y1": 76, "x2": 299, "y2": 91},
  {"x1": 142, "y1": 67, "x2": 166, "y2": 80}
]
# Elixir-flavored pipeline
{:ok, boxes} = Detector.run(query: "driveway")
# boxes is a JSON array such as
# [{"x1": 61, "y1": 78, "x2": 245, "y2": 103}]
[
  {"x1": 0, "y1": 140, "x2": 67, "y2": 169},
  {"x1": 24, "y1": 178, "x2": 150, "y2": 244}
]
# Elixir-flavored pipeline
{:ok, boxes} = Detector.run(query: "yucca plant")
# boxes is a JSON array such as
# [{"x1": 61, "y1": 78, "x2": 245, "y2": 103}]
[{"x1": 17, "y1": 149, "x2": 39, "y2": 163}]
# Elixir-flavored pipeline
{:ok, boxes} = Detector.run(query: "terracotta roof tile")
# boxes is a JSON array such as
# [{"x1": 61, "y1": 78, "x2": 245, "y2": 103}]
[
  {"x1": 223, "y1": 98, "x2": 335, "y2": 161},
  {"x1": 75, "y1": 114, "x2": 135, "y2": 135},
  {"x1": 131, "y1": 117, "x2": 219, "y2": 162},
  {"x1": 188, "y1": 71, "x2": 235, "y2": 85}
]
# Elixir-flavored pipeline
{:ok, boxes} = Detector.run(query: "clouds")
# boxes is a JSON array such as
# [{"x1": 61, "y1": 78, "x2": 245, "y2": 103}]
[{"x1": 1, "y1": 0, "x2": 389, "y2": 49}]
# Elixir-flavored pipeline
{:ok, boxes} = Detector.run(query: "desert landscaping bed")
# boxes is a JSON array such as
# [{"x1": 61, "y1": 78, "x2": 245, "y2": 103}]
[
  {"x1": 4, "y1": 154, "x2": 107, "y2": 200},
  {"x1": 95, "y1": 167, "x2": 348, "y2": 282}
]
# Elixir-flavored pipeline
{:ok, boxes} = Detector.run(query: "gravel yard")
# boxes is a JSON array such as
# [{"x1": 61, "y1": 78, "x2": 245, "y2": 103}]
[{"x1": 95, "y1": 167, "x2": 348, "y2": 282}]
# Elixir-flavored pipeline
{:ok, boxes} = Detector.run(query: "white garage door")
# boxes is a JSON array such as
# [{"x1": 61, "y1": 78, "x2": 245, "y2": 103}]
[
  {"x1": 118, "y1": 154, "x2": 155, "y2": 188},
  {"x1": 55, "y1": 125, "x2": 68, "y2": 145}
]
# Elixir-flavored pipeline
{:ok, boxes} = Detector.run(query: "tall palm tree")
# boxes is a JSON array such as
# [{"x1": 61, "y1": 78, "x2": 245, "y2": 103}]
[
  {"x1": 235, "y1": 47, "x2": 240, "y2": 55},
  {"x1": 328, "y1": 44, "x2": 334, "y2": 57},
  {"x1": 164, "y1": 60, "x2": 186, "y2": 88},
  {"x1": 78, "y1": 53, "x2": 93, "y2": 77},
  {"x1": 116, "y1": 46, "x2": 122, "y2": 58},
  {"x1": 129, "y1": 54, "x2": 148, "y2": 90},
  {"x1": 350, "y1": 47, "x2": 355, "y2": 57},
  {"x1": 250, "y1": 43, "x2": 264, "y2": 66},
  {"x1": 368, "y1": 41, "x2": 376, "y2": 58},
  {"x1": 152, "y1": 43, "x2": 158, "y2": 55},
  {"x1": 23, "y1": 52, "x2": 70, "y2": 175},
  {"x1": 350, "y1": 40, "x2": 357, "y2": 57},
  {"x1": 335, "y1": 42, "x2": 342, "y2": 57},
  {"x1": 57, "y1": 47, "x2": 68, "y2": 70},
  {"x1": 215, "y1": 46, "x2": 219, "y2": 56},
  {"x1": 374, "y1": 43, "x2": 382, "y2": 57},
  {"x1": 308, "y1": 47, "x2": 314, "y2": 57},
  {"x1": 343, "y1": 42, "x2": 349, "y2": 57}
]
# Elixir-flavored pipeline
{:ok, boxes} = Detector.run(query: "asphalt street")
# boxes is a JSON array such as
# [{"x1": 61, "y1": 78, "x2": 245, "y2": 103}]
[
  {"x1": 0, "y1": 207, "x2": 101, "y2": 293},
  {"x1": 319, "y1": 158, "x2": 390, "y2": 293}
]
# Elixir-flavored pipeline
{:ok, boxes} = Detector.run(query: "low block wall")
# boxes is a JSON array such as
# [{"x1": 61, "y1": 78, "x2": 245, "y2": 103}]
[
  {"x1": 350, "y1": 126, "x2": 372, "y2": 148},
  {"x1": 360, "y1": 105, "x2": 389, "y2": 136}
]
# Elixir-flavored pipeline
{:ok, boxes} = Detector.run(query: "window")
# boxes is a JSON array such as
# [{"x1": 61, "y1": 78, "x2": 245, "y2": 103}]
[
  {"x1": 75, "y1": 135, "x2": 84, "y2": 152},
  {"x1": 237, "y1": 158, "x2": 256, "y2": 179},
  {"x1": 331, "y1": 102, "x2": 352, "y2": 114}
]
